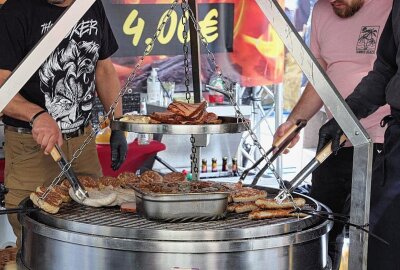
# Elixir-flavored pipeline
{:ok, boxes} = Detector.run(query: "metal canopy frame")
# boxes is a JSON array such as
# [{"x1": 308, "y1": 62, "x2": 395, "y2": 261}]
[{"x1": 254, "y1": 0, "x2": 373, "y2": 269}]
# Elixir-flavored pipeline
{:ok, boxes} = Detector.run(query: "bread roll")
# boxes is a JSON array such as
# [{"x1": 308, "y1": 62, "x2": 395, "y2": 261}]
[
  {"x1": 35, "y1": 186, "x2": 63, "y2": 206},
  {"x1": 30, "y1": 192, "x2": 60, "y2": 214}
]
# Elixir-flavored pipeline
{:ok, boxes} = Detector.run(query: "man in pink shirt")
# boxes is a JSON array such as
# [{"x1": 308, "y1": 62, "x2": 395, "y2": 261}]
[{"x1": 273, "y1": 0, "x2": 391, "y2": 269}]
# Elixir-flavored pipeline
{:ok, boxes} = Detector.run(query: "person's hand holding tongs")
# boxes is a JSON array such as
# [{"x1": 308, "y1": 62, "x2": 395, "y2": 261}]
[
  {"x1": 275, "y1": 118, "x2": 347, "y2": 203},
  {"x1": 29, "y1": 109, "x2": 89, "y2": 201},
  {"x1": 238, "y1": 119, "x2": 307, "y2": 187},
  {"x1": 282, "y1": 120, "x2": 389, "y2": 245}
]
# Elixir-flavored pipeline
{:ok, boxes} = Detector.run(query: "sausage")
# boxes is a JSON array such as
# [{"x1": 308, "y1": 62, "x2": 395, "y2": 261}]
[{"x1": 255, "y1": 197, "x2": 306, "y2": 209}]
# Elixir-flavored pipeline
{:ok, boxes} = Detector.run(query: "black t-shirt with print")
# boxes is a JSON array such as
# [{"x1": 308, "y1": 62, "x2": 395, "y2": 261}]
[{"x1": 0, "y1": 0, "x2": 118, "y2": 133}]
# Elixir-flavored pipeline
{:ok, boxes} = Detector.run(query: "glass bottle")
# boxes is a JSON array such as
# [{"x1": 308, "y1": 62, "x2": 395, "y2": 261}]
[
  {"x1": 222, "y1": 157, "x2": 228, "y2": 171},
  {"x1": 232, "y1": 157, "x2": 238, "y2": 176},
  {"x1": 211, "y1": 158, "x2": 218, "y2": 172},
  {"x1": 201, "y1": 159, "x2": 208, "y2": 173}
]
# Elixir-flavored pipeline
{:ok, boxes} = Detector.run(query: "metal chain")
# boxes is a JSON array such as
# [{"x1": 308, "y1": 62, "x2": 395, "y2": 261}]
[
  {"x1": 181, "y1": 0, "x2": 199, "y2": 177},
  {"x1": 186, "y1": 6, "x2": 297, "y2": 208},
  {"x1": 181, "y1": 0, "x2": 191, "y2": 102},
  {"x1": 190, "y1": 136, "x2": 198, "y2": 175},
  {"x1": 40, "y1": 0, "x2": 179, "y2": 200}
]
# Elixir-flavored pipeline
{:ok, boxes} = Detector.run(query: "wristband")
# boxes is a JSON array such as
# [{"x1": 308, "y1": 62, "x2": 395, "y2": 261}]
[{"x1": 29, "y1": 109, "x2": 47, "y2": 127}]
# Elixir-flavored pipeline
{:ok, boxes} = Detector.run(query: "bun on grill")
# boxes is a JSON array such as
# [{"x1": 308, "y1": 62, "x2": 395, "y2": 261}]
[
  {"x1": 30, "y1": 192, "x2": 60, "y2": 214},
  {"x1": 35, "y1": 186, "x2": 63, "y2": 206}
]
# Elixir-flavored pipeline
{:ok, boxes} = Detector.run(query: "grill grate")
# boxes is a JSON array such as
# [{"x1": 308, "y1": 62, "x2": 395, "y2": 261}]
[
  {"x1": 27, "y1": 188, "x2": 322, "y2": 241},
  {"x1": 48, "y1": 201, "x2": 316, "y2": 231}
]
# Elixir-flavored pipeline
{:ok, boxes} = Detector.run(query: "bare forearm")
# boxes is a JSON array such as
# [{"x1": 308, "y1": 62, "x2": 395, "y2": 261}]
[
  {"x1": 287, "y1": 83, "x2": 324, "y2": 123},
  {"x1": 0, "y1": 69, "x2": 44, "y2": 122},
  {"x1": 3, "y1": 94, "x2": 45, "y2": 122},
  {"x1": 95, "y1": 58, "x2": 122, "y2": 118}
]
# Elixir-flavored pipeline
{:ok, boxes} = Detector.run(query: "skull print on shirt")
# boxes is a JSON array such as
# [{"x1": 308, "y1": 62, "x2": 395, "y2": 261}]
[{"x1": 38, "y1": 19, "x2": 100, "y2": 133}]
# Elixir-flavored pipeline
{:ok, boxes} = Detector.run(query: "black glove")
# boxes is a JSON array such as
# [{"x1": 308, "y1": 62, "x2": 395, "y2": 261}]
[
  {"x1": 317, "y1": 119, "x2": 344, "y2": 154},
  {"x1": 110, "y1": 130, "x2": 128, "y2": 171}
]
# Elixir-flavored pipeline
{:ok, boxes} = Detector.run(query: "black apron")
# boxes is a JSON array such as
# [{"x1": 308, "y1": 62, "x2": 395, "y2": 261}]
[{"x1": 368, "y1": 108, "x2": 400, "y2": 270}]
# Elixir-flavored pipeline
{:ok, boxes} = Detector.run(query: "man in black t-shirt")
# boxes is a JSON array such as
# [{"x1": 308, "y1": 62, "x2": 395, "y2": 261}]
[{"x1": 0, "y1": 0, "x2": 127, "y2": 246}]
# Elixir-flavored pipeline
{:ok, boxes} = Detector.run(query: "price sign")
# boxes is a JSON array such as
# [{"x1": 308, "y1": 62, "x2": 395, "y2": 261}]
[{"x1": 103, "y1": 3, "x2": 234, "y2": 56}]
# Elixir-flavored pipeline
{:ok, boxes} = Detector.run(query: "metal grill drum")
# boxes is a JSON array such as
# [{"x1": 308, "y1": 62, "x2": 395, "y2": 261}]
[{"x1": 18, "y1": 187, "x2": 332, "y2": 270}]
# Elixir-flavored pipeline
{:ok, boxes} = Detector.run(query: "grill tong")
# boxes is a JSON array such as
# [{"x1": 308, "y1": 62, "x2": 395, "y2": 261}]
[
  {"x1": 275, "y1": 134, "x2": 347, "y2": 203},
  {"x1": 50, "y1": 145, "x2": 88, "y2": 201},
  {"x1": 239, "y1": 119, "x2": 307, "y2": 186}
]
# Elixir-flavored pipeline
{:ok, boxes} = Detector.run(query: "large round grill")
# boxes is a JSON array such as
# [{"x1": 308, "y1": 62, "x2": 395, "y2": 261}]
[{"x1": 19, "y1": 187, "x2": 332, "y2": 270}]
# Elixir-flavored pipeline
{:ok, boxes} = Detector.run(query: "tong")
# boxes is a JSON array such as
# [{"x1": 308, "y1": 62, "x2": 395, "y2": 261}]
[
  {"x1": 0, "y1": 207, "x2": 39, "y2": 215},
  {"x1": 275, "y1": 134, "x2": 347, "y2": 203},
  {"x1": 239, "y1": 119, "x2": 307, "y2": 187},
  {"x1": 50, "y1": 144, "x2": 89, "y2": 201}
]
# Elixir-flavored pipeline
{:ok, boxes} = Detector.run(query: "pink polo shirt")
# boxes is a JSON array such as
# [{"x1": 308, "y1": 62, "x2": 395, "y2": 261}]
[{"x1": 310, "y1": 0, "x2": 392, "y2": 143}]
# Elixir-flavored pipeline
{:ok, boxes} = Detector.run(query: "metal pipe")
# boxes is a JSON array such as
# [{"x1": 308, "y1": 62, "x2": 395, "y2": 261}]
[
  {"x1": 274, "y1": 83, "x2": 284, "y2": 177},
  {"x1": 349, "y1": 144, "x2": 374, "y2": 269},
  {"x1": 188, "y1": 0, "x2": 202, "y2": 103}
]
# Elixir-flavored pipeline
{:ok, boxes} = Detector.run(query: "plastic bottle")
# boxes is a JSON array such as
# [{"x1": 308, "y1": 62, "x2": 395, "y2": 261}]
[
  {"x1": 208, "y1": 75, "x2": 225, "y2": 104},
  {"x1": 147, "y1": 68, "x2": 161, "y2": 104},
  {"x1": 138, "y1": 98, "x2": 150, "y2": 145}
]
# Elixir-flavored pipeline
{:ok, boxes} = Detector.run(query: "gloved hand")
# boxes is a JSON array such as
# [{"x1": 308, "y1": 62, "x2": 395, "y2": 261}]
[
  {"x1": 110, "y1": 130, "x2": 128, "y2": 171},
  {"x1": 317, "y1": 119, "x2": 344, "y2": 154}
]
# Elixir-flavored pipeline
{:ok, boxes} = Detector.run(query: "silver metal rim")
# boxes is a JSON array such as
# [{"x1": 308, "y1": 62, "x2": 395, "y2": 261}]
[
  {"x1": 22, "y1": 215, "x2": 332, "y2": 253},
  {"x1": 110, "y1": 116, "x2": 248, "y2": 134}
]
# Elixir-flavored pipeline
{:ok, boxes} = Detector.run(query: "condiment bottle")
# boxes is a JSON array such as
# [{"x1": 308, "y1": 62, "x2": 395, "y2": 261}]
[
  {"x1": 232, "y1": 157, "x2": 238, "y2": 176},
  {"x1": 211, "y1": 158, "x2": 218, "y2": 172},
  {"x1": 222, "y1": 157, "x2": 228, "y2": 171},
  {"x1": 201, "y1": 159, "x2": 208, "y2": 173}
]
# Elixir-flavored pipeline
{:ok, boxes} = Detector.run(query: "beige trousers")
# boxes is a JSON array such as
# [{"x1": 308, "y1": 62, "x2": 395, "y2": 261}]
[{"x1": 4, "y1": 126, "x2": 103, "y2": 246}]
